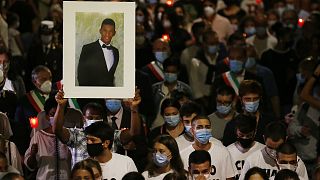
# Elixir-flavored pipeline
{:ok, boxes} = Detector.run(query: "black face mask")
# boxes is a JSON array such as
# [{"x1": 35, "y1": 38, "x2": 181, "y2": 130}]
[
  {"x1": 87, "y1": 143, "x2": 104, "y2": 157},
  {"x1": 237, "y1": 137, "x2": 254, "y2": 149}
]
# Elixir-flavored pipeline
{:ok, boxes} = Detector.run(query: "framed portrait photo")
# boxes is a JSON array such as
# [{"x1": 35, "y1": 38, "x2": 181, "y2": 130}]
[{"x1": 63, "y1": 1, "x2": 135, "y2": 98}]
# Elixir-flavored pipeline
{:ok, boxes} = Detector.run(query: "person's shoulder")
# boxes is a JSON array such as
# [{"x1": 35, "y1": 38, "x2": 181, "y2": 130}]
[
  {"x1": 215, "y1": 14, "x2": 231, "y2": 24},
  {"x1": 112, "y1": 152, "x2": 134, "y2": 162}
]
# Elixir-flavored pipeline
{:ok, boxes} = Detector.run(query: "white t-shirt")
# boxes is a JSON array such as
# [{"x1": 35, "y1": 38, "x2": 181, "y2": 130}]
[
  {"x1": 239, "y1": 147, "x2": 309, "y2": 180},
  {"x1": 100, "y1": 153, "x2": 137, "y2": 180},
  {"x1": 142, "y1": 170, "x2": 173, "y2": 180},
  {"x1": 227, "y1": 141, "x2": 265, "y2": 179},
  {"x1": 180, "y1": 143, "x2": 236, "y2": 179},
  {"x1": 175, "y1": 135, "x2": 223, "y2": 152}
]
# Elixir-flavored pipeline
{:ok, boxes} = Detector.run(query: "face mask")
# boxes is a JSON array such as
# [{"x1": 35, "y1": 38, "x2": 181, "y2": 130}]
[
  {"x1": 192, "y1": 173, "x2": 210, "y2": 180},
  {"x1": 265, "y1": 146, "x2": 277, "y2": 159},
  {"x1": 148, "y1": 0, "x2": 157, "y2": 4},
  {"x1": 40, "y1": 80, "x2": 52, "y2": 94},
  {"x1": 245, "y1": 27, "x2": 256, "y2": 36},
  {"x1": 195, "y1": 128, "x2": 212, "y2": 144},
  {"x1": 49, "y1": 117, "x2": 55, "y2": 126},
  {"x1": 164, "y1": 73, "x2": 178, "y2": 83},
  {"x1": 204, "y1": 6, "x2": 215, "y2": 18},
  {"x1": 229, "y1": 59, "x2": 244, "y2": 73},
  {"x1": 136, "y1": 15, "x2": 145, "y2": 23},
  {"x1": 277, "y1": 7, "x2": 285, "y2": 16},
  {"x1": 105, "y1": 99, "x2": 122, "y2": 113},
  {"x1": 153, "y1": 152, "x2": 170, "y2": 167},
  {"x1": 164, "y1": 114, "x2": 180, "y2": 127},
  {"x1": 286, "y1": 4, "x2": 295, "y2": 10},
  {"x1": 245, "y1": 57, "x2": 256, "y2": 69},
  {"x1": 278, "y1": 163, "x2": 297, "y2": 171},
  {"x1": 296, "y1": 73, "x2": 305, "y2": 85},
  {"x1": 232, "y1": 24, "x2": 238, "y2": 31},
  {"x1": 244, "y1": 100, "x2": 260, "y2": 113},
  {"x1": 136, "y1": 35, "x2": 145, "y2": 45},
  {"x1": 41, "y1": 35, "x2": 52, "y2": 45},
  {"x1": 185, "y1": 125, "x2": 192, "y2": 134},
  {"x1": 163, "y1": 20, "x2": 171, "y2": 28},
  {"x1": 237, "y1": 137, "x2": 254, "y2": 149},
  {"x1": 268, "y1": 20, "x2": 277, "y2": 27},
  {"x1": 154, "y1": 51, "x2": 169, "y2": 63},
  {"x1": 85, "y1": 119, "x2": 103, "y2": 128},
  {"x1": 216, "y1": 104, "x2": 232, "y2": 115},
  {"x1": 87, "y1": 143, "x2": 104, "y2": 157},
  {"x1": 207, "y1": 45, "x2": 218, "y2": 54},
  {"x1": 0, "y1": 64, "x2": 4, "y2": 84},
  {"x1": 256, "y1": 26, "x2": 266, "y2": 36}
]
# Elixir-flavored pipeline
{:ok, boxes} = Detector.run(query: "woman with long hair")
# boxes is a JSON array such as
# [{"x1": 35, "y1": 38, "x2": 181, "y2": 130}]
[{"x1": 142, "y1": 134, "x2": 186, "y2": 180}]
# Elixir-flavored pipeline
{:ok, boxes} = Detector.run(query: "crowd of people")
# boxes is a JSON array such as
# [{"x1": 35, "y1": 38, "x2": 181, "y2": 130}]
[{"x1": 0, "y1": 0, "x2": 320, "y2": 179}]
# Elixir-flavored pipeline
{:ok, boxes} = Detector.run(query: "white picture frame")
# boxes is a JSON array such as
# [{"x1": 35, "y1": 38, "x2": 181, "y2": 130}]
[{"x1": 63, "y1": 1, "x2": 135, "y2": 98}]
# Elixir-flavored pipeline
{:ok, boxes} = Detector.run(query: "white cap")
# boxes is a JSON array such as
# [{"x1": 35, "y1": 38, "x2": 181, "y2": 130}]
[{"x1": 41, "y1": 20, "x2": 54, "y2": 29}]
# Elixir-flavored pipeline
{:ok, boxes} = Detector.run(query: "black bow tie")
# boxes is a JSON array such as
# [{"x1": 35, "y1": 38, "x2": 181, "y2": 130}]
[{"x1": 102, "y1": 44, "x2": 112, "y2": 50}]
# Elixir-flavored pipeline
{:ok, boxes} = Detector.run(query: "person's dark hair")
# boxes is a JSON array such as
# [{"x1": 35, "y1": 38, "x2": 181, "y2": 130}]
[
  {"x1": 122, "y1": 171, "x2": 145, "y2": 180},
  {"x1": 239, "y1": 16, "x2": 256, "y2": 33},
  {"x1": 191, "y1": 21, "x2": 205, "y2": 38},
  {"x1": 2, "y1": 172, "x2": 23, "y2": 180},
  {"x1": 274, "y1": 169, "x2": 299, "y2": 180},
  {"x1": 146, "y1": 135, "x2": 185, "y2": 177},
  {"x1": 163, "y1": 56, "x2": 180, "y2": 72},
  {"x1": 160, "y1": 98, "x2": 181, "y2": 116},
  {"x1": 244, "y1": 167, "x2": 269, "y2": 180},
  {"x1": 216, "y1": 85, "x2": 236, "y2": 99},
  {"x1": 0, "y1": 47, "x2": 10, "y2": 61},
  {"x1": 71, "y1": 160, "x2": 95, "y2": 180},
  {"x1": 264, "y1": 121, "x2": 287, "y2": 141},
  {"x1": 101, "y1": 18, "x2": 116, "y2": 29},
  {"x1": 228, "y1": 45, "x2": 247, "y2": 60},
  {"x1": 235, "y1": 114, "x2": 257, "y2": 134},
  {"x1": 171, "y1": 89, "x2": 192, "y2": 104},
  {"x1": 83, "y1": 158, "x2": 102, "y2": 177},
  {"x1": 227, "y1": 31, "x2": 246, "y2": 47},
  {"x1": 136, "y1": 4, "x2": 152, "y2": 31},
  {"x1": 163, "y1": 172, "x2": 187, "y2": 180},
  {"x1": 84, "y1": 121, "x2": 114, "y2": 149},
  {"x1": 239, "y1": 80, "x2": 263, "y2": 98},
  {"x1": 276, "y1": 142, "x2": 297, "y2": 156},
  {"x1": 188, "y1": 150, "x2": 211, "y2": 167},
  {"x1": 299, "y1": 56, "x2": 317, "y2": 74},
  {"x1": 223, "y1": 0, "x2": 240, "y2": 6},
  {"x1": 203, "y1": 0, "x2": 218, "y2": 5},
  {"x1": 44, "y1": 97, "x2": 57, "y2": 116},
  {"x1": 31, "y1": 65, "x2": 51, "y2": 82},
  {"x1": 82, "y1": 102, "x2": 105, "y2": 117},
  {"x1": 6, "y1": 12, "x2": 19, "y2": 27},
  {"x1": 179, "y1": 101, "x2": 202, "y2": 118},
  {"x1": 191, "y1": 115, "x2": 210, "y2": 126}
]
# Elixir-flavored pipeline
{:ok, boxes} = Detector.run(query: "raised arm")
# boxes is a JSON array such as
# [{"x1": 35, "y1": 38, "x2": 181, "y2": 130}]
[
  {"x1": 300, "y1": 64, "x2": 320, "y2": 109},
  {"x1": 127, "y1": 88, "x2": 142, "y2": 136},
  {"x1": 52, "y1": 90, "x2": 70, "y2": 144}
]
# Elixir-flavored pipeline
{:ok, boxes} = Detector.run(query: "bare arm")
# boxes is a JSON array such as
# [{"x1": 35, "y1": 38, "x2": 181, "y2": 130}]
[
  {"x1": 300, "y1": 65, "x2": 320, "y2": 109},
  {"x1": 52, "y1": 90, "x2": 70, "y2": 144},
  {"x1": 128, "y1": 89, "x2": 142, "y2": 136}
]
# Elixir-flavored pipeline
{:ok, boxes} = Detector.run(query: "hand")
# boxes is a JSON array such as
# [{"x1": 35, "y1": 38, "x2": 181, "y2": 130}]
[
  {"x1": 55, "y1": 90, "x2": 68, "y2": 106},
  {"x1": 300, "y1": 126, "x2": 311, "y2": 137},
  {"x1": 31, "y1": 144, "x2": 38, "y2": 156},
  {"x1": 123, "y1": 88, "x2": 141, "y2": 110}
]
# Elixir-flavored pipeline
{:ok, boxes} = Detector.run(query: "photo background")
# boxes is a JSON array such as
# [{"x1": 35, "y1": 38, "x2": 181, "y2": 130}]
[{"x1": 75, "y1": 12, "x2": 124, "y2": 86}]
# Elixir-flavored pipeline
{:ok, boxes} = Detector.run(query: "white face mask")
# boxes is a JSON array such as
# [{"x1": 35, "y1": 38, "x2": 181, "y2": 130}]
[
  {"x1": 84, "y1": 119, "x2": 103, "y2": 128},
  {"x1": 40, "y1": 80, "x2": 52, "y2": 94},
  {"x1": 49, "y1": 117, "x2": 55, "y2": 126},
  {"x1": 192, "y1": 173, "x2": 210, "y2": 180},
  {"x1": 204, "y1": 6, "x2": 215, "y2": 18},
  {"x1": 278, "y1": 163, "x2": 297, "y2": 171}
]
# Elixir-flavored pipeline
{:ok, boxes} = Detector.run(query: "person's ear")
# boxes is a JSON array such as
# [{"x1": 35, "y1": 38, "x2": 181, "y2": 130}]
[
  {"x1": 103, "y1": 140, "x2": 110, "y2": 149},
  {"x1": 113, "y1": 30, "x2": 116, "y2": 36}
]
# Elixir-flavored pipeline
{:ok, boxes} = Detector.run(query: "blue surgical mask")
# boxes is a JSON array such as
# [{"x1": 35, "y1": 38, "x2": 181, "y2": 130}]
[
  {"x1": 185, "y1": 125, "x2": 192, "y2": 135},
  {"x1": 216, "y1": 104, "x2": 232, "y2": 115},
  {"x1": 153, "y1": 152, "x2": 170, "y2": 167},
  {"x1": 244, "y1": 100, "x2": 260, "y2": 113},
  {"x1": 296, "y1": 73, "x2": 305, "y2": 85},
  {"x1": 229, "y1": 59, "x2": 244, "y2": 73},
  {"x1": 164, "y1": 73, "x2": 177, "y2": 83},
  {"x1": 49, "y1": 117, "x2": 55, "y2": 126},
  {"x1": 245, "y1": 57, "x2": 256, "y2": 69},
  {"x1": 136, "y1": 15, "x2": 144, "y2": 23},
  {"x1": 207, "y1": 45, "x2": 218, "y2": 54},
  {"x1": 106, "y1": 99, "x2": 122, "y2": 113},
  {"x1": 154, "y1": 51, "x2": 169, "y2": 63},
  {"x1": 164, "y1": 114, "x2": 180, "y2": 127},
  {"x1": 195, "y1": 128, "x2": 212, "y2": 144},
  {"x1": 245, "y1": 27, "x2": 256, "y2": 36}
]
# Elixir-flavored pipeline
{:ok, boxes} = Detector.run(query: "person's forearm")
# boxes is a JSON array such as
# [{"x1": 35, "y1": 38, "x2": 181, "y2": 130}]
[
  {"x1": 300, "y1": 76, "x2": 320, "y2": 109},
  {"x1": 53, "y1": 103, "x2": 70, "y2": 143},
  {"x1": 130, "y1": 107, "x2": 142, "y2": 136}
]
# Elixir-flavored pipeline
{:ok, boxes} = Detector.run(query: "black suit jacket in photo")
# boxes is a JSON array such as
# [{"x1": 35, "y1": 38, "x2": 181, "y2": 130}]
[{"x1": 77, "y1": 40, "x2": 119, "y2": 86}]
